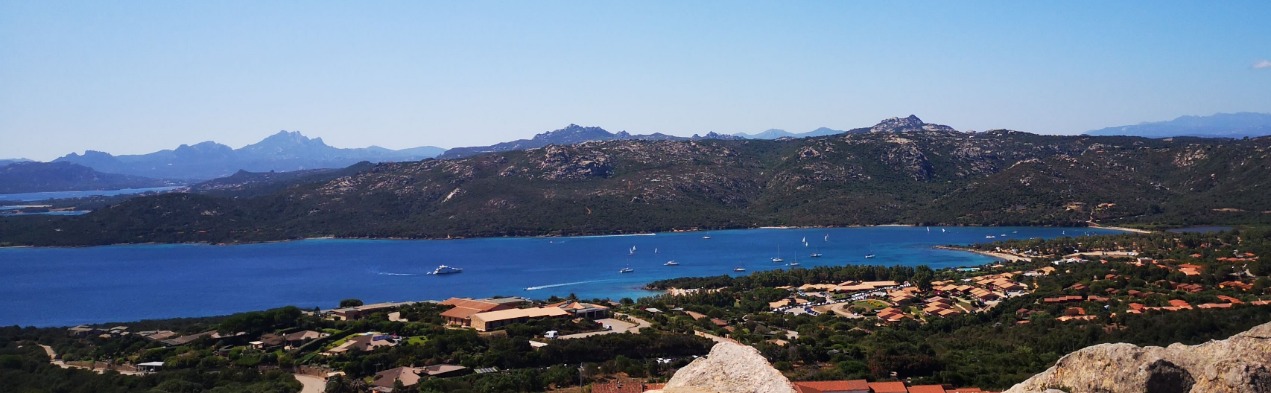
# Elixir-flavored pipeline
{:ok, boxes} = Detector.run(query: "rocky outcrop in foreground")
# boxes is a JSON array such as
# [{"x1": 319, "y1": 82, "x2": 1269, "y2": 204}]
[
  {"x1": 654, "y1": 340, "x2": 796, "y2": 393},
  {"x1": 1005, "y1": 321, "x2": 1271, "y2": 393}
]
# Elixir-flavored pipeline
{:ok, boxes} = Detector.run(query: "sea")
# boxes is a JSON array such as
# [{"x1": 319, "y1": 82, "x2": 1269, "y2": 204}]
[
  {"x1": 0, "y1": 226, "x2": 1122, "y2": 327},
  {"x1": 0, "y1": 186, "x2": 183, "y2": 202}
]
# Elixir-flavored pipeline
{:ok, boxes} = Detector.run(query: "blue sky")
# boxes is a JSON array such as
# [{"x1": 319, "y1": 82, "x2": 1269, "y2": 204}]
[{"x1": 2, "y1": 1, "x2": 1269, "y2": 160}]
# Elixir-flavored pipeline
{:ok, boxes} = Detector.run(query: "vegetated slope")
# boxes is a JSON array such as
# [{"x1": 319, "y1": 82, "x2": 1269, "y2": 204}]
[
  {"x1": 187, "y1": 162, "x2": 374, "y2": 198},
  {"x1": 0, "y1": 161, "x2": 171, "y2": 194},
  {"x1": 2, "y1": 116, "x2": 1270, "y2": 246}
]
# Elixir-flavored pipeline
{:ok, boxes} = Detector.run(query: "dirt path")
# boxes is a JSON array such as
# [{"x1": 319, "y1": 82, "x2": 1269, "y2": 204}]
[{"x1": 38, "y1": 344, "x2": 143, "y2": 375}]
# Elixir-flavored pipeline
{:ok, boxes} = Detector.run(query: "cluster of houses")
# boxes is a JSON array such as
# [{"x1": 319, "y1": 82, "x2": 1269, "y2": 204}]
[{"x1": 796, "y1": 273, "x2": 1033, "y2": 324}]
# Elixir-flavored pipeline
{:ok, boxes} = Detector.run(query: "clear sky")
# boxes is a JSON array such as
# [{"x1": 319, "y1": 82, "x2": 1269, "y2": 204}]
[{"x1": 2, "y1": 1, "x2": 1269, "y2": 161}]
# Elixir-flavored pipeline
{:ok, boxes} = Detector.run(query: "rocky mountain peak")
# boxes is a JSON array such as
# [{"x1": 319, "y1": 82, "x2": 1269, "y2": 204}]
[
  {"x1": 869, "y1": 115, "x2": 958, "y2": 133},
  {"x1": 247, "y1": 130, "x2": 328, "y2": 149},
  {"x1": 532, "y1": 124, "x2": 615, "y2": 143}
]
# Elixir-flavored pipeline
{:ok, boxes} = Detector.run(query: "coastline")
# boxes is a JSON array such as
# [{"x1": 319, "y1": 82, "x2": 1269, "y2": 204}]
[
  {"x1": 1082, "y1": 220, "x2": 1154, "y2": 232},
  {"x1": 934, "y1": 245, "x2": 1031, "y2": 263}
]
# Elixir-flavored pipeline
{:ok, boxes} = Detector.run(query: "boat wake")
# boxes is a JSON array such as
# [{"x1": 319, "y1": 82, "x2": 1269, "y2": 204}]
[
  {"x1": 575, "y1": 233, "x2": 656, "y2": 238},
  {"x1": 370, "y1": 268, "x2": 419, "y2": 276},
  {"x1": 524, "y1": 279, "x2": 613, "y2": 291}
]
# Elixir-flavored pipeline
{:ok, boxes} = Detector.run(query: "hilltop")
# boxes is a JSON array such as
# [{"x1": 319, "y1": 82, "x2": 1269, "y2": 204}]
[
  {"x1": 3, "y1": 116, "x2": 1271, "y2": 246},
  {"x1": 0, "y1": 162, "x2": 172, "y2": 195}
]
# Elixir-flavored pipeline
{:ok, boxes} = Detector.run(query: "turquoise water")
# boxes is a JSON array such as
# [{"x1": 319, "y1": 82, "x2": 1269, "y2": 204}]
[
  {"x1": 0, "y1": 186, "x2": 182, "y2": 202},
  {"x1": 0, "y1": 226, "x2": 1120, "y2": 327}
]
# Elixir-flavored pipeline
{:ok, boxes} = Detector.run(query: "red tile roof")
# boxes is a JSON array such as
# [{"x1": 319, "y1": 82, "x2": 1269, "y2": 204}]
[
  {"x1": 793, "y1": 379, "x2": 870, "y2": 393},
  {"x1": 908, "y1": 384, "x2": 949, "y2": 393},
  {"x1": 869, "y1": 381, "x2": 909, "y2": 393}
]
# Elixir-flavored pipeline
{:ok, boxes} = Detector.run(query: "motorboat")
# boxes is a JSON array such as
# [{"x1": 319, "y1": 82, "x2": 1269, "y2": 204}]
[{"x1": 430, "y1": 265, "x2": 463, "y2": 275}]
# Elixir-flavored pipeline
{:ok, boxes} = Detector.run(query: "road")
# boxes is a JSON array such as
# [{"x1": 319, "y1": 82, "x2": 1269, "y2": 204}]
[
  {"x1": 294, "y1": 373, "x2": 326, "y2": 393},
  {"x1": 557, "y1": 313, "x2": 652, "y2": 339}
]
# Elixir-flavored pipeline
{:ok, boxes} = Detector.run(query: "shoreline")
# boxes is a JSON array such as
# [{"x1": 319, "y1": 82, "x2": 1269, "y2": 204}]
[
  {"x1": 934, "y1": 245, "x2": 1031, "y2": 263},
  {"x1": 1086, "y1": 223, "x2": 1154, "y2": 234}
]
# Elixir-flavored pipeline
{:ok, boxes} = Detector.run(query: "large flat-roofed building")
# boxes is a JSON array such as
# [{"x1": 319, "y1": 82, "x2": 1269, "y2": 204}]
[{"x1": 470, "y1": 307, "x2": 570, "y2": 332}]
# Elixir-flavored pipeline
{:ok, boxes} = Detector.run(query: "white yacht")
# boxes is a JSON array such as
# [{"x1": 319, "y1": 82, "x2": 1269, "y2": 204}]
[{"x1": 430, "y1": 265, "x2": 463, "y2": 275}]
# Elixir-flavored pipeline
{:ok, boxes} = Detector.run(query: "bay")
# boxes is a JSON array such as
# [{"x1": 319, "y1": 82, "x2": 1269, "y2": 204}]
[
  {"x1": 0, "y1": 226, "x2": 1121, "y2": 327},
  {"x1": 0, "y1": 186, "x2": 183, "y2": 202}
]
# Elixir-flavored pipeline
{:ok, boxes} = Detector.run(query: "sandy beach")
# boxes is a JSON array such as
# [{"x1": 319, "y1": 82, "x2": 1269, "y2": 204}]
[
  {"x1": 935, "y1": 246, "x2": 1031, "y2": 262},
  {"x1": 1086, "y1": 222, "x2": 1154, "y2": 234}
]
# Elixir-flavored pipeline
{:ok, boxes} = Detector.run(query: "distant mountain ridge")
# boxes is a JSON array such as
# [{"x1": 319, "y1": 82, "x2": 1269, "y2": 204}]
[
  {"x1": 54, "y1": 131, "x2": 445, "y2": 181},
  {"x1": 733, "y1": 126, "x2": 847, "y2": 139},
  {"x1": 0, "y1": 162, "x2": 171, "y2": 194},
  {"x1": 1085, "y1": 112, "x2": 1271, "y2": 138},
  {"x1": 0, "y1": 159, "x2": 32, "y2": 168},
  {"x1": 438, "y1": 124, "x2": 742, "y2": 159}
]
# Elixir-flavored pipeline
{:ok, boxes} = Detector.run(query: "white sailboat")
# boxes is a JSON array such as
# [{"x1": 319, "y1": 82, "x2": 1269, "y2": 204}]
[{"x1": 771, "y1": 244, "x2": 784, "y2": 263}]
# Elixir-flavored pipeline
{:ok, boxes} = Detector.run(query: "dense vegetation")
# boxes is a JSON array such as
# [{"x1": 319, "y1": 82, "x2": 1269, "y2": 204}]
[{"x1": 3, "y1": 127, "x2": 1271, "y2": 246}]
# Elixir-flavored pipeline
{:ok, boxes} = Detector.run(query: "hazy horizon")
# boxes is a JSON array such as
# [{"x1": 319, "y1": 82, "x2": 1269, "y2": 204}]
[{"x1": 3, "y1": 2, "x2": 1270, "y2": 161}]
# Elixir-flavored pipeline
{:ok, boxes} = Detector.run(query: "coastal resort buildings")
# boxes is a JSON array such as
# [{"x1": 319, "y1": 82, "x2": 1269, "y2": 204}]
[
  {"x1": 440, "y1": 297, "x2": 526, "y2": 327},
  {"x1": 328, "y1": 301, "x2": 415, "y2": 321},
  {"x1": 441, "y1": 297, "x2": 612, "y2": 332}
]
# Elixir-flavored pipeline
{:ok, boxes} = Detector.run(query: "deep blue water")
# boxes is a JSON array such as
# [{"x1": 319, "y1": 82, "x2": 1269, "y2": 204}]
[
  {"x1": 0, "y1": 226, "x2": 1121, "y2": 327},
  {"x1": 0, "y1": 186, "x2": 182, "y2": 202}
]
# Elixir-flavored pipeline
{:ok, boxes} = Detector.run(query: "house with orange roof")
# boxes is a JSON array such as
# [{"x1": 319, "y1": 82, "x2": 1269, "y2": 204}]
[
  {"x1": 868, "y1": 381, "x2": 909, "y2": 393},
  {"x1": 1220, "y1": 281, "x2": 1253, "y2": 291},
  {"x1": 1177, "y1": 264, "x2": 1203, "y2": 276},
  {"x1": 439, "y1": 298, "x2": 519, "y2": 327},
  {"x1": 550, "y1": 300, "x2": 611, "y2": 319},
  {"x1": 876, "y1": 307, "x2": 906, "y2": 323},
  {"x1": 1198, "y1": 303, "x2": 1233, "y2": 309},
  {"x1": 792, "y1": 379, "x2": 870, "y2": 393},
  {"x1": 908, "y1": 384, "x2": 949, "y2": 393},
  {"x1": 1167, "y1": 299, "x2": 1193, "y2": 310},
  {"x1": 470, "y1": 307, "x2": 570, "y2": 332},
  {"x1": 1217, "y1": 295, "x2": 1243, "y2": 304},
  {"x1": 969, "y1": 287, "x2": 998, "y2": 301},
  {"x1": 1174, "y1": 283, "x2": 1203, "y2": 293}
]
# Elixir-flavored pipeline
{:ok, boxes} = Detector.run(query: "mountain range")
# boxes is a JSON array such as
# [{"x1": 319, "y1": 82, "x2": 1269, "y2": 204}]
[
  {"x1": 438, "y1": 124, "x2": 741, "y2": 159},
  {"x1": 1085, "y1": 112, "x2": 1271, "y2": 138},
  {"x1": 4, "y1": 115, "x2": 1268, "y2": 247},
  {"x1": 732, "y1": 127, "x2": 847, "y2": 139},
  {"x1": 52, "y1": 131, "x2": 444, "y2": 181}
]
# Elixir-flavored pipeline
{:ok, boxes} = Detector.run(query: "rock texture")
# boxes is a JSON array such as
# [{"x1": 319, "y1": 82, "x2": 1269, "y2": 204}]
[
  {"x1": 655, "y1": 340, "x2": 797, "y2": 393},
  {"x1": 1005, "y1": 321, "x2": 1271, "y2": 393}
]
